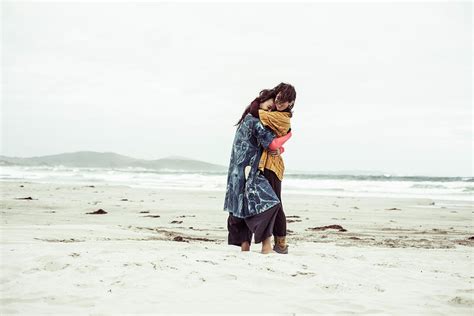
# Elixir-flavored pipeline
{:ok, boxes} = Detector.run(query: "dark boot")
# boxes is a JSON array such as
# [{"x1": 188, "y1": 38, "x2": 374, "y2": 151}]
[{"x1": 273, "y1": 236, "x2": 288, "y2": 254}]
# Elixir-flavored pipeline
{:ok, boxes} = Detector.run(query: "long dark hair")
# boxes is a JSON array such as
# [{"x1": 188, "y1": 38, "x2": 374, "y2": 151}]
[{"x1": 235, "y1": 82, "x2": 297, "y2": 126}]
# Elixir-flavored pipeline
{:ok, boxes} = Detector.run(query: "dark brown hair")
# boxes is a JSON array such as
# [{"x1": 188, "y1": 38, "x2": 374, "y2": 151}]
[{"x1": 235, "y1": 82, "x2": 296, "y2": 126}]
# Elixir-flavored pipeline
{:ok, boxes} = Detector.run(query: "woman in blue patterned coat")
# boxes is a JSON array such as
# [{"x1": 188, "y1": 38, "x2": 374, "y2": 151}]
[{"x1": 224, "y1": 83, "x2": 296, "y2": 254}]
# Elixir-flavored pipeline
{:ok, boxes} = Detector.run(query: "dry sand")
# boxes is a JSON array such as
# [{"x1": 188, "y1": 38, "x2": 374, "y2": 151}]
[{"x1": 1, "y1": 181, "x2": 473, "y2": 314}]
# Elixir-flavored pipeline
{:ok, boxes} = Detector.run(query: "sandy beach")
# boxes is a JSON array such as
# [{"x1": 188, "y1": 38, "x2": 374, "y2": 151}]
[{"x1": 1, "y1": 181, "x2": 473, "y2": 314}]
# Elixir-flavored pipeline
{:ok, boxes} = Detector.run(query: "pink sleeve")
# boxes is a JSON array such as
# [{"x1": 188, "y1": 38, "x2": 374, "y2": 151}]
[
  {"x1": 268, "y1": 132, "x2": 292, "y2": 150},
  {"x1": 279, "y1": 146, "x2": 285, "y2": 154}
]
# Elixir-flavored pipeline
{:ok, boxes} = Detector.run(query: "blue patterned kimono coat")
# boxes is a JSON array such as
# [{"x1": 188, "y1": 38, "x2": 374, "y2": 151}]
[{"x1": 223, "y1": 114, "x2": 281, "y2": 219}]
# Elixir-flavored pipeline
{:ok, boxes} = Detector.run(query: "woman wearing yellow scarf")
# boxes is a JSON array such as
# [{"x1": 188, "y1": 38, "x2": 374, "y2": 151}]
[
  {"x1": 257, "y1": 85, "x2": 294, "y2": 254},
  {"x1": 225, "y1": 83, "x2": 296, "y2": 254}
]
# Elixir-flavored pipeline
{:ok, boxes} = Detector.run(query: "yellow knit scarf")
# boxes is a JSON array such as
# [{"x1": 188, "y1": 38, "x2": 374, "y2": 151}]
[{"x1": 258, "y1": 109, "x2": 291, "y2": 181}]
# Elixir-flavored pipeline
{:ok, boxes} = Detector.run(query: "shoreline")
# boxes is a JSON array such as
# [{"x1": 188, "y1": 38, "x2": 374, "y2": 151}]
[
  {"x1": 2, "y1": 164, "x2": 472, "y2": 203},
  {"x1": 2, "y1": 177, "x2": 473, "y2": 202}
]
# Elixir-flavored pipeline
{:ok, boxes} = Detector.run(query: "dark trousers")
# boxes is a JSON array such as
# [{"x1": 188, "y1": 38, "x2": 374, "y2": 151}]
[
  {"x1": 227, "y1": 169, "x2": 287, "y2": 246},
  {"x1": 227, "y1": 203, "x2": 280, "y2": 246},
  {"x1": 263, "y1": 168, "x2": 287, "y2": 237}
]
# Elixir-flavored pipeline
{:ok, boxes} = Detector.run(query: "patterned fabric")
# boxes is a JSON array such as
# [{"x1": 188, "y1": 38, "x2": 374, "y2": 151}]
[
  {"x1": 223, "y1": 114, "x2": 280, "y2": 219},
  {"x1": 258, "y1": 110, "x2": 291, "y2": 181}
]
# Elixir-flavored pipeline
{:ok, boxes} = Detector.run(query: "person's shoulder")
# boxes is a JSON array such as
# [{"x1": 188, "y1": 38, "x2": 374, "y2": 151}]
[
  {"x1": 241, "y1": 114, "x2": 260, "y2": 130},
  {"x1": 244, "y1": 113, "x2": 258, "y2": 123}
]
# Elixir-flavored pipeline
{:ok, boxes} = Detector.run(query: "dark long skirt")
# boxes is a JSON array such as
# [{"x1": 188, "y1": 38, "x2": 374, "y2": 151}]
[
  {"x1": 227, "y1": 203, "x2": 280, "y2": 246},
  {"x1": 263, "y1": 168, "x2": 287, "y2": 237}
]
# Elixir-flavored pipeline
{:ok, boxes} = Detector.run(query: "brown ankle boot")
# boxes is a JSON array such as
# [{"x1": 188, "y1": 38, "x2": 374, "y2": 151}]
[{"x1": 273, "y1": 236, "x2": 288, "y2": 254}]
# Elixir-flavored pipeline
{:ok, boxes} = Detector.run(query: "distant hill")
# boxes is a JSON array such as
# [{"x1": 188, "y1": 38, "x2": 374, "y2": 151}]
[{"x1": 0, "y1": 151, "x2": 227, "y2": 172}]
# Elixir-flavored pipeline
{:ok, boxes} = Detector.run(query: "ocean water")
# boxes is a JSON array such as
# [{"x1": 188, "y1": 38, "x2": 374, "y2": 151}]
[{"x1": 1, "y1": 166, "x2": 472, "y2": 202}]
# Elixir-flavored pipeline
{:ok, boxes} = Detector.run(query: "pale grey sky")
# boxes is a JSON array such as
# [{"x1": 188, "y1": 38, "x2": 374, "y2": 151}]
[{"x1": 2, "y1": 1, "x2": 472, "y2": 176}]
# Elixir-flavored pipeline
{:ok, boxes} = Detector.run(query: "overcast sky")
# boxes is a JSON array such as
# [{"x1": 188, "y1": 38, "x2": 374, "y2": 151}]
[{"x1": 2, "y1": 1, "x2": 472, "y2": 176}]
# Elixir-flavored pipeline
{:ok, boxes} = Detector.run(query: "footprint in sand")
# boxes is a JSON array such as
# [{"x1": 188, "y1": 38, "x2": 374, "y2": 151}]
[
  {"x1": 196, "y1": 259, "x2": 218, "y2": 265},
  {"x1": 43, "y1": 262, "x2": 71, "y2": 272},
  {"x1": 291, "y1": 271, "x2": 316, "y2": 277},
  {"x1": 23, "y1": 267, "x2": 42, "y2": 274},
  {"x1": 448, "y1": 296, "x2": 474, "y2": 306},
  {"x1": 220, "y1": 274, "x2": 238, "y2": 281}
]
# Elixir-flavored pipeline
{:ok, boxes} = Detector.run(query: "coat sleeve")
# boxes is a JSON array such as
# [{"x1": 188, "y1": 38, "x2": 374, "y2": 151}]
[
  {"x1": 268, "y1": 132, "x2": 292, "y2": 150},
  {"x1": 253, "y1": 120, "x2": 276, "y2": 149}
]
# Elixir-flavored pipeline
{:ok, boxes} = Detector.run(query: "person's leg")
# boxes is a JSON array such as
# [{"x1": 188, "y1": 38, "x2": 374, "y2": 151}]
[
  {"x1": 263, "y1": 169, "x2": 286, "y2": 237},
  {"x1": 272, "y1": 203, "x2": 287, "y2": 238},
  {"x1": 261, "y1": 237, "x2": 272, "y2": 254},
  {"x1": 273, "y1": 210, "x2": 287, "y2": 236},
  {"x1": 244, "y1": 203, "x2": 279, "y2": 254},
  {"x1": 263, "y1": 169, "x2": 288, "y2": 253},
  {"x1": 227, "y1": 214, "x2": 252, "y2": 251}
]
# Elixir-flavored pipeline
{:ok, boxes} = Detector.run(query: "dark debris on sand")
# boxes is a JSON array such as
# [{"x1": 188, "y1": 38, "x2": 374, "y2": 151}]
[
  {"x1": 307, "y1": 225, "x2": 347, "y2": 232},
  {"x1": 171, "y1": 220, "x2": 183, "y2": 224},
  {"x1": 135, "y1": 226, "x2": 219, "y2": 243},
  {"x1": 173, "y1": 235, "x2": 217, "y2": 243},
  {"x1": 455, "y1": 237, "x2": 474, "y2": 247},
  {"x1": 188, "y1": 236, "x2": 217, "y2": 242},
  {"x1": 15, "y1": 197, "x2": 35, "y2": 200},
  {"x1": 173, "y1": 236, "x2": 187, "y2": 242},
  {"x1": 34, "y1": 237, "x2": 84, "y2": 243},
  {"x1": 143, "y1": 215, "x2": 161, "y2": 218},
  {"x1": 86, "y1": 209, "x2": 108, "y2": 215},
  {"x1": 287, "y1": 219, "x2": 302, "y2": 223}
]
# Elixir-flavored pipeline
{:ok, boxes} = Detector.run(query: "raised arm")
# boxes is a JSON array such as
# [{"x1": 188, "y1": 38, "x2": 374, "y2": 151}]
[{"x1": 253, "y1": 120, "x2": 276, "y2": 149}]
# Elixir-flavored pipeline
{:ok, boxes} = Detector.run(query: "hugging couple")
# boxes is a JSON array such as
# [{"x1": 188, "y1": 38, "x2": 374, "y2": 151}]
[{"x1": 223, "y1": 82, "x2": 296, "y2": 254}]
